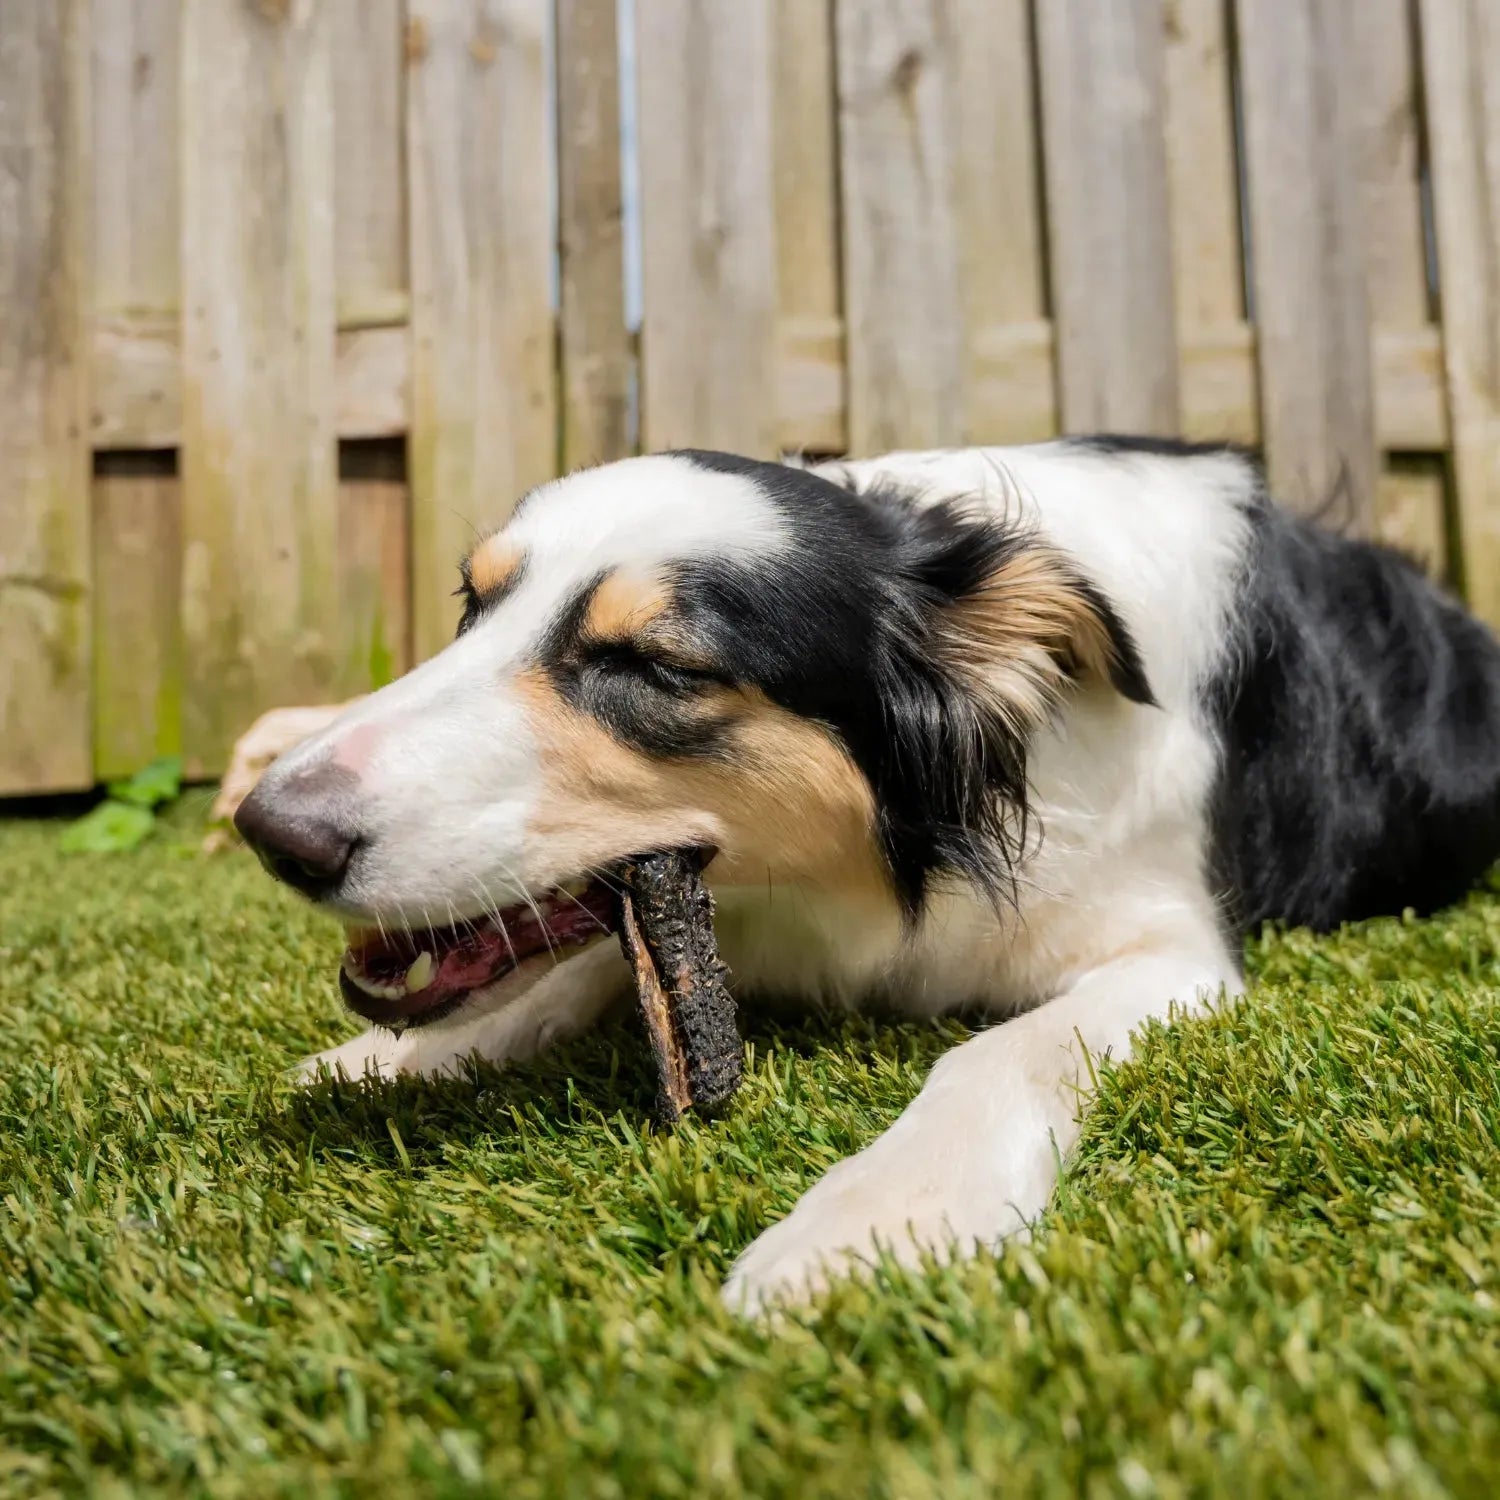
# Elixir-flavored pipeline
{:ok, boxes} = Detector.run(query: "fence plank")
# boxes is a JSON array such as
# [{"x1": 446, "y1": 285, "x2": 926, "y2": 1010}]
[
  {"x1": 954, "y1": 0, "x2": 1054, "y2": 443},
  {"x1": 1238, "y1": 0, "x2": 1378, "y2": 525},
  {"x1": 1349, "y1": 0, "x2": 1446, "y2": 570},
  {"x1": 332, "y1": 0, "x2": 407, "y2": 328},
  {"x1": 331, "y1": 0, "x2": 410, "y2": 699},
  {"x1": 1421, "y1": 0, "x2": 1500, "y2": 623},
  {"x1": 0, "y1": 1, "x2": 91, "y2": 794},
  {"x1": 637, "y1": 0, "x2": 777, "y2": 455},
  {"x1": 407, "y1": 0, "x2": 556, "y2": 657},
  {"x1": 836, "y1": 0, "x2": 963, "y2": 454},
  {"x1": 180, "y1": 0, "x2": 338, "y2": 774},
  {"x1": 337, "y1": 442, "x2": 410, "y2": 698},
  {"x1": 1163, "y1": 0, "x2": 1252, "y2": 441},
  {"x1": 92, "y1": 456, "x2": 180, "y2": 780},
  {"x1": 90, "y1": 0, "x2": 182, "y2": 779},
  {"x1": 557, "y1": 0, "x2": 630, "y2": 470},
  {"x1": 774, "y1": 0, "x2": 844, "y2": 454},
  {"x1": 1037, "y1": 0, "x2": 1179, "y2": 435}
]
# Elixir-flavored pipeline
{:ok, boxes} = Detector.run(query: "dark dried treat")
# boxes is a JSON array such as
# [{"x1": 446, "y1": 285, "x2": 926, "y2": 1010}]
[{"x1": 615, "y1": 851, "x2": 742, "y2": 1123}]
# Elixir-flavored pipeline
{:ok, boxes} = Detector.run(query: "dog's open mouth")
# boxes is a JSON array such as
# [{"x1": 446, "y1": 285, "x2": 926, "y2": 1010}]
[{"x1": 338, "y1": 877, "x2": 619, "y2": 1027}]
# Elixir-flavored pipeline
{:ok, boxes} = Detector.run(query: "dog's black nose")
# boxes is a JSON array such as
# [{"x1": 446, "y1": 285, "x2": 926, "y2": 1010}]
[{"x1": 233, "y1": 764, "x2": 358, "y2": 899}]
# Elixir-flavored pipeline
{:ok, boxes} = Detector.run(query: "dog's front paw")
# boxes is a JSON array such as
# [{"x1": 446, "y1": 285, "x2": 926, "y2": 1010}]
[
  {"x1": 291, "y1": 1025, "x2": 440, "y2": 1085},
  {"x1": 721, "y1": 1127, "x2": 1054, "y2": 1316},
  {"x1": 721, "y1": 1151, "x2": 970, "y2": 1316}
]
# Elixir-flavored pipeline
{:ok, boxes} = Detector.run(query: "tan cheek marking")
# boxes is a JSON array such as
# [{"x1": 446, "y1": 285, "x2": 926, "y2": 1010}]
[
  {"x1": 514, "y1": 669, "x2": 890, "y2": 900},
  {"x1": 468, "y1": 534, "x2": 524, "y2": 596}
]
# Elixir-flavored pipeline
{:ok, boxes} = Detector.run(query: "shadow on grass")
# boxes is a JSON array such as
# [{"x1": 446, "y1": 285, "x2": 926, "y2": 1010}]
[{"x1": 253, "y1": 1008, "x2": 960, "y2": 1170}]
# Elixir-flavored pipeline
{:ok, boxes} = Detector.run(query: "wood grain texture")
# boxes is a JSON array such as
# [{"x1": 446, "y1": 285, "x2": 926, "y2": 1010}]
[
  {"x1": 835, "y1": 0, "x2": 963, "y2": 454},
  {"x1": 0, "y1": 0, "x2": 91, "y2": 793},
  {"x1": 1348, "y1": 0, "x2": 1446, "y2": 570},
  {"x1": 92, "y1": 456, "x2": 181, "y2": 780},
  {"x1": 774, "y1": 0, "x2": 844, "y2": 454},
  {"x1": 331, "y1": 0, "x2": 410, "y2": 697},
  {"x1": 180, "y1": 0, "x2": 339, "y2": 774},
  {"x1": 637, "y1": 0, "x2": 777, "y2": 455},
  {"x1": 336, "y1": 441, "x2": 410, "y2": 699},
  {"x1": 1037, "y1": 0, "x2": 1179, "y2": 435},
  {"x1": 557, "y1": 0, "x2": 630, "y2": 469},
  {"x1": 953, "y1": 0, "x2": 1054, "y2": 443},
  {"x1": 1420, "y1": 0, "x2": 1500, "y2": 623},
  {"x1": 1163, "y1": 0, "x2": 1252, "y2": 440},
  {"x1": 89, "y1": 0, "x2": 182, "y2": 777},
  {"x1": 407, "y1": 0, "x2": 557, "y2": 658},
  {"x1": 1238, "y1": 0, "x2": 1378, "y2": 525},
  {"x1": 332, "y1": 0, "x2": 407, "y2": 328}
]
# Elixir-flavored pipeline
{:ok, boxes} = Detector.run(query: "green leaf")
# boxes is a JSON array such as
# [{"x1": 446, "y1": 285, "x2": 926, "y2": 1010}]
[
  {"x1": 106, "y1": 755, "x2": 183, "y2": 809},
  {"x1": 58, "y1": 800, "x2": 157, "y2": 853}
]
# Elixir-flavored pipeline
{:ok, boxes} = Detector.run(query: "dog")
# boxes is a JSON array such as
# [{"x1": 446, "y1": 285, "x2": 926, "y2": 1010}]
[{"x1": 232, "y1": 441, "x2": 1500, "y2": 1313}]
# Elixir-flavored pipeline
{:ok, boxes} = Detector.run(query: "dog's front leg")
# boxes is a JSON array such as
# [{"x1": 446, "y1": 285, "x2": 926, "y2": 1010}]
[
  {"x1": 294, "y1": 940, "x2": 628, "y2": 1085},
  {"x1": 722, "y1": 948, "x2": 1240, "y2": 1314}
]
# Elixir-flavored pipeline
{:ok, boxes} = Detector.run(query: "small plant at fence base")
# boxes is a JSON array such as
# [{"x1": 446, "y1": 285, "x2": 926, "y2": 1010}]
[{"x1": 59, "y1": 757, "x2": 183, "y2": 853}]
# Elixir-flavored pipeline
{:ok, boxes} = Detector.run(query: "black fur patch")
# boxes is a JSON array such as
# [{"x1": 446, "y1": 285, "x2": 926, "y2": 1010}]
[
  {"x1": 1206, "y1": 496, "x2": 1500, "y2": 935},
  {"x1": 638, "y1": 450, "x2": 1153, "y2": 914}
]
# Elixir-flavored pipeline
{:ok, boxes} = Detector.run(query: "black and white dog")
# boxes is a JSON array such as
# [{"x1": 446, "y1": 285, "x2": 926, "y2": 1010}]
[{"x1": 234, "y1": 441, "x2": 1500, "y2": 1312}]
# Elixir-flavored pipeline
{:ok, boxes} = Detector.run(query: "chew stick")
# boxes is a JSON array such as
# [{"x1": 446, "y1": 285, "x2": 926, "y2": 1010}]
[{"x1": 615, "y1": 851, "x2": 742, "y2": 1122}]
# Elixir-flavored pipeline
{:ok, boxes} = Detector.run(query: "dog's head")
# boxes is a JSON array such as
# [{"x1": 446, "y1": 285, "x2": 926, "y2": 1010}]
[{"x1": 236, "y1": 451, "x2": 1151, "y2": 1026}]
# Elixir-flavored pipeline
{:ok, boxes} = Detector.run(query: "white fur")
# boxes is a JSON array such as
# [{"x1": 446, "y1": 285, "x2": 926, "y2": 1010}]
[{"x1": 286, "y1": 443, "x2": 1257, "y2": 1313}]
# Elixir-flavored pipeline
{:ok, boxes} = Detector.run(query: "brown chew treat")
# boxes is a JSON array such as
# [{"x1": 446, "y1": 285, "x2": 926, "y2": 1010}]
[{"x1": 614, "y1": 851, "x2": 742, "y2": 1123}]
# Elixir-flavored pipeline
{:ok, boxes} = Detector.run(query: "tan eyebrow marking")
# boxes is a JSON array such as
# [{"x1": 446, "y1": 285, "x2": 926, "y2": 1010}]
[
  {"x1": 467, "y1": 534, "x2": 525, "y2": 598},
  {"x1": 583, "y1": 571, "x2": 671, "y2": 643}
]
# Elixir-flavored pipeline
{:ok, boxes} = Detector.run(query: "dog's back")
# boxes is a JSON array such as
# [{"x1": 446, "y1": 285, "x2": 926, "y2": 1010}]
[{"x1": 1210, "y1": 499, "x2": 1500, "y2": 932}]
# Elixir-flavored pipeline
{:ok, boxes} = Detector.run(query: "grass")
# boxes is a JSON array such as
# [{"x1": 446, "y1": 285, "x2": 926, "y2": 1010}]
[{"x1": 1, "y1": 802, "x2": 1498, "y2": 1498}]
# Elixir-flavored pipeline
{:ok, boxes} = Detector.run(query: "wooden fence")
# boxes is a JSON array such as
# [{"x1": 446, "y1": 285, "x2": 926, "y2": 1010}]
[{"x1": 2, "y1": 0, "x2": 1498, "y2": 795}]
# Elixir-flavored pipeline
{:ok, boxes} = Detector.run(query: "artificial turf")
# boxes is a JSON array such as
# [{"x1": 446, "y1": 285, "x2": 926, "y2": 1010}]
[{"x1": 1, "y1": 800, "x2": 1498, "y2": 1498}]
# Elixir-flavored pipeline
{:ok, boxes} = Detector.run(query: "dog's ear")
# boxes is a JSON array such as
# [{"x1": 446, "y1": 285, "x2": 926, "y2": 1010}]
[
  {"x1": 938, "y1": 541, "x2": 1156, "y2": 729},
  {"x1": 857, "y1": 497, "x2": 1153, "y2": 915},
  {"x1": 887, "y1": 499, "x2": 1155, "y2": 727}
]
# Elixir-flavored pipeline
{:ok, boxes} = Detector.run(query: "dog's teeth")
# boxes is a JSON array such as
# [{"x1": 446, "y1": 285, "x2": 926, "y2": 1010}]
[
  {"x1": 341, "y1": 953, "x2": 408, "y2": 1001},
  {"x1": 560, "y1": 878, "x2": 589, "y2": 898},
  {"x1": 404, "y1": 951, "x2": 434, "y2": 993}
]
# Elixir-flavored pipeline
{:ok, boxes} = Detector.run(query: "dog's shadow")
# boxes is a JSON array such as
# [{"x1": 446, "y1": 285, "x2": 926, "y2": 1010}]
[{"x1": 256, "y1": 1008, "x2": 959, "y2": 1170}]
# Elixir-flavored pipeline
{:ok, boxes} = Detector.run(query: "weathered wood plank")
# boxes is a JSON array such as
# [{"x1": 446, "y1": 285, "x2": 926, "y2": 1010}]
[
  {"x1": 1420, "y1": 0, "x2": 1500, "y2": 624},
  {"x1": 774, "y1": 0, "x2": 845, "y2": 454},
  {"x1": 407, "y1": 0, "x2": 557, "y2": 658},
  {"x1": 835, "y1": 0, "x2": 963, "y2": 454},
  {"x1": 953, "y1": 0, "x2": 1054, "y2": 443},
  {"x1": 332, "y1": 0, "x2": 406, "y2": 329},
  {"x1": 637, "y1": 0, "x2": 777, "y2": 454},
  {"x1": 557, "y1": 0, "x2": 630, "y2": 470},
  {"x1": 1037, "y1": 0, "x2": 1179, "y2": 435},
  {"x1": 1163, "y1": 0, "x2": 1251, "y2": 441},
  {"x1": 0, "y1": 1, "x2": 91, "y2": 793},
  {"x1": 89, "y1": 0, "x2": 182, "y2": 778},
  {"x1": 91, "y1": 0, "x2": 178, "y2": 322},
  {"x1": 180, "y1": 0, "x2": 339, "y2": 774},
  {"x1": 1349, "y1": 0, "x2": 1446, "y2": 569},
  {"x1": 1238, "y1": 0, "x2": 1378, "y2": 524},
  {"x1": 92, "y1": 320, "x2": 408, "y2": 448},
  {"x1": 92, "y1": 456, "x2": 181, "y2": 780},
  {"x1": 336, "y1": 440, "x2": 410, "y2": 699}
]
